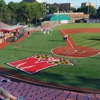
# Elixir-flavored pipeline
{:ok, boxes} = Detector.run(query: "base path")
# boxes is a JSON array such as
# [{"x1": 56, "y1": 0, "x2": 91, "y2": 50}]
[{"x1": 52, "y1": 28, "x2": 100, "y2": 58}]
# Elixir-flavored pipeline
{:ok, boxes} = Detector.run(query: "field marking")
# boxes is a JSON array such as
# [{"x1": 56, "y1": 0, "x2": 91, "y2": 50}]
[
  {"x1": 79, "y1": 51, "x2": 86, "y2": 54},
  {"x1": 59, "y1": 26, "x2": 75, "y2": 50},
  {"x1": 68, "y1": 50, "x2": 77, "y2": 54}
]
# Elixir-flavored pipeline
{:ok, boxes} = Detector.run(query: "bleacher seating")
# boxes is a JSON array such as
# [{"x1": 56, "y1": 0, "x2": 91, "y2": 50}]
[
  {"x1": 0, "y1": 75, "x2": 99, "y2": 100},
  {"x1": 0, "y1": 22, "x2": 9, "y2": 28}
]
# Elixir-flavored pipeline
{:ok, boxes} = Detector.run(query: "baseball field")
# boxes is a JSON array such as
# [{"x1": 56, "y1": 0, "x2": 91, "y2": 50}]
[{"x1": 0, "y1": 23, "x2": 100, "y2": 91}]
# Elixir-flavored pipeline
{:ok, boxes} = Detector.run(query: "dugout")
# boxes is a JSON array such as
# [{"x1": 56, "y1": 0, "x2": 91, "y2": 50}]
[
  {"x1": 1, "y1": 25, "x2": 27, "y2": 42},
  {"x1": 43, "y1": 14, "x2": 71, "y2": 23}
]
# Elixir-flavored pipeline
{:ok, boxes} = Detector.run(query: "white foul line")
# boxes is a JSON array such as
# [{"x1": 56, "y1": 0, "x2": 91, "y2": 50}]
[{"x1": 59, "y1": 26, "x2": 75, "y2": 50}]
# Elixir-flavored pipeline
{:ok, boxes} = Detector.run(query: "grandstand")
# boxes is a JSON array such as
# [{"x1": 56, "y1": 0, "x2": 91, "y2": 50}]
[
  {"x1": 0, "y1": 73, "x2": 99, "y2": 100},
  {"x1": 0, "y1": 22, "x2": 10, "y2": 28},
  {"x1": 0, "y1": 22, "x2": 10, "y2": 43},
  {"x1": 0, "y1": 22, "x2": 28, "y2": 43}
]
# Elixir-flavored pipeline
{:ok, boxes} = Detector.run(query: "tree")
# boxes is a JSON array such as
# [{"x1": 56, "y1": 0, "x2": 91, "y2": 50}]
[
  {"x1": 97, "y1": 7, "x2": 100, "y2": 15},
  {"x1": 3, "y1": 8, "x2": 11, "y2": 23},
  {"x1": 77, "y1": 6, "x2": 97, "y2": 15},
  {"x1": 33, "y1": 1, "x2": 46, "y2": 24},
  {"x1": 0, "y1": 0, "x2": 6, "y2": 10},
  {"x1": 0, "y1": 0, "x2": 7, "y2": 21},
  {"x1": 16, "y1": 1, "x2": 30, "y2": 24},
  {"x1": 70, "y1": 7, "x2": 77, "y2": 12},
  {"x1": 49, "y1": 6, "x2": 57, "y2": 14},
  {"x1": 24, "y1": 3, "x2": 35, "y2": 24},
  {"x1": 7, "y1": 1, "x2": 19, "y2": 24},
  {"x1": 0, "y1": 0, "x2": 46, "y2": 25}
]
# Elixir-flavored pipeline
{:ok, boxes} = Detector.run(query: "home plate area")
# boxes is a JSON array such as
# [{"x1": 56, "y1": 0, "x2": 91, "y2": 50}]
[{"x1": 7, "y1": 54, "x2": 76, "y2": 74}]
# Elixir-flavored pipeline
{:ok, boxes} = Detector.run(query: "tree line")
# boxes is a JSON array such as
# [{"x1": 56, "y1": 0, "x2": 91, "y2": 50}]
[
  {"x1": 1, "y1": 0, "x2": 100, "y2": 25},
  {"x1": 0, "y1": 0, "x2": 46, "y2": 25}
]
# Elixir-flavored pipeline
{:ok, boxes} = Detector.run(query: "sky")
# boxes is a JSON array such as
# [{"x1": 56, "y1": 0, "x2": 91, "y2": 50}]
[{"x1": 5, "y1": 0, "x2": 99, "y2": 8}]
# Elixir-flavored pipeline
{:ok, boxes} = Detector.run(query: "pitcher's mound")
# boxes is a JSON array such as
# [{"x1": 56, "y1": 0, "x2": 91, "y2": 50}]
[{"x1": 52, "y1": 46, "x2": 100, "y2": 58}]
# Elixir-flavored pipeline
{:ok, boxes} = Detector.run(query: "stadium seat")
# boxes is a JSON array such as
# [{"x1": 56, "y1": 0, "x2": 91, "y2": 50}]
[{"x1": 0, "y1": 75, "x2": 100, "y2": 100}]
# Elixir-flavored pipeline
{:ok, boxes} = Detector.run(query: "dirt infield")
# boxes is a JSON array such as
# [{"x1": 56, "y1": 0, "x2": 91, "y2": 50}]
[{"x1": 52, "y1": 28, "x2": 100, "y2": 58}]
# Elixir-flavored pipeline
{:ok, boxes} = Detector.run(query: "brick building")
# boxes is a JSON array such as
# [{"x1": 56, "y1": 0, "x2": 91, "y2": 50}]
[
  {"x1": 81, "y1": 2, "x2": 96, "y2": 8},
  {"x1": 50, "y1": 3, "x2": 72, "y2": 12}
]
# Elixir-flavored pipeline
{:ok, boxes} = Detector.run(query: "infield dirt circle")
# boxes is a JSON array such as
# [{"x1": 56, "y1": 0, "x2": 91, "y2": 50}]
[{"x1": 52, "y1": 28, "x2": 100, "y2": 58}]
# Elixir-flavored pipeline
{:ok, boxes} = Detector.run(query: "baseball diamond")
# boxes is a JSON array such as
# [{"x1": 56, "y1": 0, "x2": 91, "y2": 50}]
[{"x1": 52, "y1": 28, "x2": 100, "y2": 58}]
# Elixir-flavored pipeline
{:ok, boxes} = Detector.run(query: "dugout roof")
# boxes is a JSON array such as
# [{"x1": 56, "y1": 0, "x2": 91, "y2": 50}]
[
  {"x1": 1, "y1": 25, "x2": 24, "y2": 32},
  {"x1": 43, "y1": 14, "x2": 71, "y2": 21},
  {"x1": 43, "y1": 14, "x2": 54, "y2": 21}
]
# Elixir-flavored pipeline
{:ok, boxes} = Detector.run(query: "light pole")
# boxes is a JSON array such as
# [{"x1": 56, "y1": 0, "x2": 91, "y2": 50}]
[
  {"x1": 96, "y1": 0, "x2": 97, "y2": 9},
  {"x1": 87, "y1": 0, "x2": 89, "y2": 14},
  {"x1": 56, "y1": 4, "x2": 58, "y2": 24},
  {"x1": 57, "y1": 3, "x2": 60, "y2": 24}
]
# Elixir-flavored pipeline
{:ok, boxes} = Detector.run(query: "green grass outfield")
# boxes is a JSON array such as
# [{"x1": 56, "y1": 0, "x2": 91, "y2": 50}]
[{"x1": 1, "y1": 23, "x2": 100, "y2": 90}]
